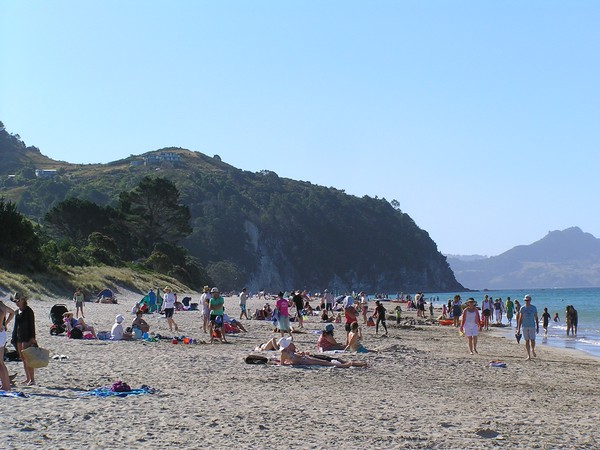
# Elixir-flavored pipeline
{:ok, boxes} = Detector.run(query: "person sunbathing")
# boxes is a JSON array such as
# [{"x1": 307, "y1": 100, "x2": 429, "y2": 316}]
[
  {"x1": 63, "y1": 312, "x2": 97, "y2": 338},
  {"x1": 344, "y1": 322, "x2": 376, "y2": 353},
  {"x1": 278, "y1": 337, "x2": 366, "y2": 368},
  {"x1": 131, "y1": 310, "x2": 150, "y2": 334}
]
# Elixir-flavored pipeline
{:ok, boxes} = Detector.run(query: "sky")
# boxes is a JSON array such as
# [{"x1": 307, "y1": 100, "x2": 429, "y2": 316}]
[{"x1": 2, "y1": 1, "x2": 599, "y2": 257}]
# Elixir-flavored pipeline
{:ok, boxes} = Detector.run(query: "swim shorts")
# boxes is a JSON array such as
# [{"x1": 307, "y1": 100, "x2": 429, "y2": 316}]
[
  {"x1": 278, "y1": 315, "x2": 290, "y2": 331},
  {"x1": 0, "y1": 330, "x2": 6, "y2": 347},
  {"x1": 522, "y1": 327, "x2": 536, "y2": 341},
  {"x1": 164, "y1": 308, "x2": 174, "y2": 318}
]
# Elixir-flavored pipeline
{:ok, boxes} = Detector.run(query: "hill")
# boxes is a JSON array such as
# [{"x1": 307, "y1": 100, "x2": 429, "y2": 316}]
[
  {"x1": 447, "y1": 227, "x2": 600, "y2": 289},
  {"x1": 0, "y1": 123, "x2": 464, "y2": 293}
]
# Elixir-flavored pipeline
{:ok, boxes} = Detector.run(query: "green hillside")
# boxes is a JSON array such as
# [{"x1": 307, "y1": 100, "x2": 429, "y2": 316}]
[{"x1": 0, "y1": 123, "x2": 464, "y2": 293}]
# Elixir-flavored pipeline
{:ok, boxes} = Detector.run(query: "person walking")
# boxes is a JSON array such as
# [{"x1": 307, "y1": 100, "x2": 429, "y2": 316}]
[
  {"x1": 161, "y1": 286, "x2": 179, "y2": 332},
  {"x1": 516, "y1": 294, "x2": 539, "y2": 360},
  {"x1": 459, "y1": 298, "x2": 481, "y2": 355},
  {"x1": 505, "y1": 297, "x2": 515, "y2": 327},
  {"x1": 239, "y1": 288, "x2": 249, "y2": 320},
  {"x1": 11, "y1": 292, "x2": 37, "y2": 386},
  {"x1": 451, "y1": 295, "x2": 462, "y2": 327}
]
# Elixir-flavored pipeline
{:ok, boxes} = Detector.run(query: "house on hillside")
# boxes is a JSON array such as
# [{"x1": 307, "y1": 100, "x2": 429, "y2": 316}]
[
  {"x1": 144, "y1": 151, "x2": 181, "y2": 166},
  {"x1": 35, "y1": 169, "x2": 57, "y2": 178}
]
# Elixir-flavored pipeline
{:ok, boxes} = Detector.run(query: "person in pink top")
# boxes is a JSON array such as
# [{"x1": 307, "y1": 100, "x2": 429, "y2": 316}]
[{"x1": 275, "y1": 292, "x2": 293, "y2": 340}]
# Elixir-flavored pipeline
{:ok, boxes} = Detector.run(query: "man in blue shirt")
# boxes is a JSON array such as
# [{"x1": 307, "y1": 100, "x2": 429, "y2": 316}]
[{"x1": 516, "y1": 294, "x2": 539, "y2": 360}]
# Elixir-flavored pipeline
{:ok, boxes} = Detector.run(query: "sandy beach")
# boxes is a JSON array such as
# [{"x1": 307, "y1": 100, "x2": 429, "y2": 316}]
[{"x1": 1, "y1": 290, "x2": 598, "y2": 449}]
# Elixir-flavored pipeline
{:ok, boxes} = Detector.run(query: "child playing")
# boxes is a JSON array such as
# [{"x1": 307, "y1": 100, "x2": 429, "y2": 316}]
[
  {"x1": 540, "y1": 307, "x2": 551, "y2": 335},
  {"x1": 374, "y1": 301, "x2": 388, "y2": 336},
  {"x1": 394, "y1": 305, "x2": 402, "y2": 324}
]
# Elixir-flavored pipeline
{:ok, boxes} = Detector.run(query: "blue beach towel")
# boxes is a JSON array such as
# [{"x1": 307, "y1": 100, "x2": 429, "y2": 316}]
[
  {"x1": 0, "y1": 390, "x2": 29, "y2": 398},
  {"x1": 79, "y1": 385, "x2": 158, "y2": 398}
]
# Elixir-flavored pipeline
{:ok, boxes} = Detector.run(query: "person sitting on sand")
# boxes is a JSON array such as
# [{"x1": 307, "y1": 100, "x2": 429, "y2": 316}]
[
  {"x1": 316, "y1": 324, "x2": 345, "y2": 351},
  {"x1": 64, "y1": 312, "x2": 97, "y2": 338},
  {"x1": 278, "y1": 337, "x2": 366, "y2": 368},
  {"x1": 131, "y1": 310, "x2": 150, "y2": 335},
  {"x1": 111, "y1": 314, "x2": 132, "y2": 341},
  {"x1": 320, "y1": 310, "x2": 333, "y2": 323},
  {"x1": 222, "y1": 314, "x2": 247, "y2": 332},
  {"x1": 345, "y1": 322, "x2": 376, "y2": 353}
]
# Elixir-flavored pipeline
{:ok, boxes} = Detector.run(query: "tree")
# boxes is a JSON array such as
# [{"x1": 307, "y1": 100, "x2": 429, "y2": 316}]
[
  {"x1": 119, "y1": 176, "x2": 192, "y2": 254},
  {"x1": 0, "y1": 197, "x2": 45, "y2": 270}
]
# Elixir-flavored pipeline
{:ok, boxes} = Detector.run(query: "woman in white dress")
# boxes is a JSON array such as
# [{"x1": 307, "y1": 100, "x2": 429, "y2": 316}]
[{"x1": 459, "y1": 298, "x2": 482, "y2": 355}]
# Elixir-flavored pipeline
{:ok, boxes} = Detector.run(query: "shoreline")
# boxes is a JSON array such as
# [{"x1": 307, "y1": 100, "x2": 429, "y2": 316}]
[{"x1": 1, "y1": 292, "x2": 598, "y2": 449}]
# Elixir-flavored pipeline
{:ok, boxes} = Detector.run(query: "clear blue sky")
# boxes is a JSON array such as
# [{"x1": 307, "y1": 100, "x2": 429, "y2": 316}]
[{"x1": 2, "y1": 1, "x2": 599, "y2": 256}]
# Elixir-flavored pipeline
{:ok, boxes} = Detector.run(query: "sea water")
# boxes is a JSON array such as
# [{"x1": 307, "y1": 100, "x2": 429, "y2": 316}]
[{"x1": 421, "y1": 287, "x2": 600, "y2": 359}]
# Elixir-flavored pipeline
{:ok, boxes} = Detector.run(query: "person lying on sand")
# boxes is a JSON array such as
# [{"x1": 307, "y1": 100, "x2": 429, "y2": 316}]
[{"x1": 278, "y1": 337, "x2": 367, "y2": 368}]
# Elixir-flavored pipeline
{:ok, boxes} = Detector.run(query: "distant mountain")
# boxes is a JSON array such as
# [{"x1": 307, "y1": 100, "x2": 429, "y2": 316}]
[
  {"x1": 447, "y1": 227, "x2": 600, "y2": 289},
  {"x1": 0, "y1": 122, "x2": 464, "y2": 293}
]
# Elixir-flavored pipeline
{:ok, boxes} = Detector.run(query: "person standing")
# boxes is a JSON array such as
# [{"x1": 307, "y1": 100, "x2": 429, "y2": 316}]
[
  {"x1": 493, "y1": 297, "x2": 503, "y2": 324},
  {"x1": 360, "y1": 292, "x2": 369, "y2": 324},
  {"x1": 209, "y1": 287, "x2": 227, "y2": 343},
  {"x1": 200, "y1": 286, "x2": 210, "y2": 333},
  {"x1": 292, "y1": 290, "x2": 304, "y2": 329},
  {"x1": 147, "y1": 289, "x2": 157, "y2": 313},
  {"x1": 451, "y1": 295, "x2": 462, "y2": 327},
  {"x1": 161, "y1": 286, "x2": 179, "y2": 332},
  {"x1": 505, "y1": 297, "x2": 515, "y2": 327},
  {"x1": 459, "y1": 298, "x2": 481, "y2": 355},
  {"x1": 275, "y1": 292, "x2": 293, "y2": 340},
  {"x1": 481, "y1": 295, "x2": 492, "y2": 330},
  {"x1": 325, "y1": 289, "x2": 334, "y2": 312},
  {"x1": 73, "y1": 287, "x2": 85, "y2": 318},
  {"x1": 239, "y1": 288, "x2": 249, "y2": 320},
  {"x1": 373, "y1": 300, "x2": 388, "y2": 336},
  {"x1": 516, "y1": 294, "x2": 539, "y2": 360},
  {"x1": 343, "y1": 296, "x2": 359, "y2": 340},
  {"x1": 11, "y1": 292, "x2": 37, "y2": 386},
  {"x1": 0, "y1": 298, "x2": 15, "y2": 391}
]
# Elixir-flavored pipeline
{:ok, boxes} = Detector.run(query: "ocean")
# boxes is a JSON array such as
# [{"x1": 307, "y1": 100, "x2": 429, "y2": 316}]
[{"x1": 420, "y1": 287, "x2": 600, "y2": 359}]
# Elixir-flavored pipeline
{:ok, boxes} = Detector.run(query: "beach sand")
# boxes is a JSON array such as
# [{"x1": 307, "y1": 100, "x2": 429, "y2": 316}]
[{"x1": 1, "y1": 291, "x2": 598, "y2": 449}]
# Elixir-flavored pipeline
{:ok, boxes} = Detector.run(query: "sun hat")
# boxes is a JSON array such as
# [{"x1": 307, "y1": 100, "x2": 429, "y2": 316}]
[
  {"x1": 277, "y1": 337, "x2": 292, "y2": 349},
  {"x1": 164, "y1": 286, "x2": 171, "y2": 291},
  {"x1": 524, "y1": 295, "x2": 531, "y2": 301},
  {"x1": 210, "y1": 287, "x2": 219, "y2": 293},
  {"x1": 464, "y1": 298, "x2": 477, "y2": 305},
  {"x1": 12, "y1": 292, "x2": 27, "y2": 302},
  {"x1": 203, "y1": 286, "x2": 210, "y2": 291},
  {"x1": 324, "y1": 324, "x2": 335, "y2": 333},
  {"x1": 115, "y1": 314, "x2": 125, "y2": 323}
]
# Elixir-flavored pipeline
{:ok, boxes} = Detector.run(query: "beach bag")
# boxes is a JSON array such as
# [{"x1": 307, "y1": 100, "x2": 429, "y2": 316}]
[
  {"x1": 21, "y1": 346, "x2": 50, "y2": 368},
  {"x1": 367, "y1": 316, "x2": 375, "y2": 327}
]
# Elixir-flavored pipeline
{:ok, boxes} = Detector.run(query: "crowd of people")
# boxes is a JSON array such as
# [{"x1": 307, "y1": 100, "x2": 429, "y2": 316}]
[{"x1": 0, "y1": 285, "x2": 586, "y2": 389}]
